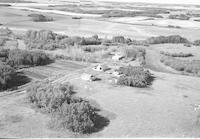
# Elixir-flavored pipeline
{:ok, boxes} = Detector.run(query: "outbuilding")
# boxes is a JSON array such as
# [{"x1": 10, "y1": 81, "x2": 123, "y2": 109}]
[
  {"x1": 92, "y1": 64, "x2": 110, "y2": 72},
  {"x1": 81, "y1": 73, "x2": 96, "y2": 81}
]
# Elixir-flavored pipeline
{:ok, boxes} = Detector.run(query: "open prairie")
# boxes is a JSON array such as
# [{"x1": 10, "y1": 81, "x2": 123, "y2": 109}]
[{"x1": 0, "y1": 0, "x2": 200, "y2": 138}]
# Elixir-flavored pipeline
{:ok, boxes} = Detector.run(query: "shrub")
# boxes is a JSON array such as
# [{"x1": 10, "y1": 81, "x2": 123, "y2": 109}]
[
  {"x1": 82, "y1": 45, "x2": 108, "y2": 52},
  {"x1": 7, "y1": 49, "x2": 52, "y2": 68},
  {"x1": 27, "y1": 81, "x2": 98, "y2": 133},
  {"x1": 27, "y1": 81, "x2": 74, "y2": 112},
  {"x1": 28, "y1": 14, "x2": 54, "y2": 22},
  {"x1": 0, "y1": 62, "x2": 15, "y2": 90},
  {"x1": 168, "y1": 14, "x2": 190, "y2": 20},
  {"x1": 50, "y1": 97, "x2": 96, "y2": 133},
  {"x1": 117, "y1": 66, "x2": 152, "y2": 87},
  {"x1": 146, "y1": 35, "x2": 189, "y2": 44},
  {"x1": 112, "y1": 36, "x2": 126, "y2": 44},
  {"x1": 79, "y1": 37, "x2": 101, "y2": 45},
  {"x1": 160, "y1": 51, "x2": 193, "y2": 57}
]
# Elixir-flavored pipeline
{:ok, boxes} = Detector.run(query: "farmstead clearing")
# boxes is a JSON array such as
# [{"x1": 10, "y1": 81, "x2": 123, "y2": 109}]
[{"x1": 0, "y1": 0, "x2": 200, "y2": 138}]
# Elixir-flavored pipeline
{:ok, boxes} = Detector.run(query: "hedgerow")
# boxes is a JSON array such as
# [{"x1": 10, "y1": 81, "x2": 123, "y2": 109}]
[{"x1": 160, "y1": 51, "x2": 193, "y2": 57}]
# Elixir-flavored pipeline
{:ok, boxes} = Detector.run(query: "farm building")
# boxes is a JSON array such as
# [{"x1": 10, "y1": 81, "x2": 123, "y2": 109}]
[
  {"x1": 112, "y1": 53, "x2": 124, "y2": 61},
  {"x1": 81, "y1": 73, "x2": 96, "y2": 81},
  {"x1": 92, "y1": 64, "x2": 110, "y2": 72}
]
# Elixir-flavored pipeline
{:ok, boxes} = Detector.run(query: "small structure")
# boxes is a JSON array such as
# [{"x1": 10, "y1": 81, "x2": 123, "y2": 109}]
[
  {"x1": 112, "y1": 53, "x2": 124, "y2": 61},
  {"x1": 81, "y1": 73, "x2": 96, "y2": 81},
  {"x1": 72, "y1": 17, "x2": 82, "y2": 19},
  {"x1": 92, "y1": 64, "x2": 110, "y2": 72}
]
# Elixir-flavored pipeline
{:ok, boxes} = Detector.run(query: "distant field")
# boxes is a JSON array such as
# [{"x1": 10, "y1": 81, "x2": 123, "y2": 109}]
[{"x1": 0, "y1": 0, "x2": 33, "y2": 3}]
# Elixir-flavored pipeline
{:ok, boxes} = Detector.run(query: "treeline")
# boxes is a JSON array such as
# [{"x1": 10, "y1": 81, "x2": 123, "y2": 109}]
[
  {"x1": 0, "y1": 49, "x2": 53, "y2": 90},
  {"x1": 0, "y1": 62, "x2": 14, "y2": 90},
  {"x1": 24, "y1": 30, "x2": 193, "y2": 51},
  {"x1": 0, "y1": 49, "x2": 53, "y2": 68},
  {"x1": 24, "y1": 30, "x2": 101, "y2": 50},
  {"x1": 160, "y1": 51, "x2": 193, "y2": 58}
]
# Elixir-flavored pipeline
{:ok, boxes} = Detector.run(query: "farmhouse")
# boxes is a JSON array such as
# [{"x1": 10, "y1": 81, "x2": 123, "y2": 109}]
[
  {"x1": 81, "y1": 73, "x2": 96, "y2": 81},
  {"x1": 92, "y1": 64, "x2": 110, "y2": 72},
  {"x1": 112, "y1": 53, "x2": 124, "y2": 61}
]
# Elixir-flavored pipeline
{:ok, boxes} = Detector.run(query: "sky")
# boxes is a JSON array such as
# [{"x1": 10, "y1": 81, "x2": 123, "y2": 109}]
[{"x1": 91, "y1": 0, "x2": 200, "y2": 5}]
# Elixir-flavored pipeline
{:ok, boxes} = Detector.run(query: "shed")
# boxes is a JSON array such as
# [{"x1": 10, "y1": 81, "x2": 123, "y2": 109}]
[
  {"x1": 112, "y1": 54, "x2": 124, "y2": 61},
  {"x1": 92, "y1": 64, "x2": 110, "y2": 72},
  {"x1": 81, "y1": 73, "x2": 96, "y2": 81}
]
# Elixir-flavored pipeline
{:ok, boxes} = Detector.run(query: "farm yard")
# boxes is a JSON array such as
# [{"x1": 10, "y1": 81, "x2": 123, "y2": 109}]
[{"x1": 0, "y1": 0, "x2": 200, "y2": 138}]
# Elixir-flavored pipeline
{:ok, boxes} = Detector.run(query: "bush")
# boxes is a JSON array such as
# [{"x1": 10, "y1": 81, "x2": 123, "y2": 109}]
[
  {"x1": 146, "y1": 35, "x2": 189, "y2": 44},
  {"x1": 27, "y1": 81, "x2": 98, "y2": 133},
  {"x1": 0, "y1": 62, "x2": 15, "y2": 90},
  {"x1": 160, "y1": 51, "x2": 193, "y2": 57},
  {"x1": 112, "y1": 36, "x2": 126, "y2": 44},
  {"x1": 7, "y1": 49, "x2": 52, "y2": 68},
  {"x1": 82, "y1": 45, "x2": 108, "y2": 52},
  {"x1": 50, "y1": 98, "x2": 96, "y2": 133},
  {"x1": 168, "y1": 14, "x2": 190, "y2": 20},
  {"x1": 28, "y1": 14, "x2": 53, "y2": 22},
  {"x1": 27, "y1": 81, "x2": 74, "y2": 112},
  {"x1": 79, "y1": 37, "x2": 101, "y2": 45},
  {"x1": 117, "y1": 66, "x2": 152, "y2": 87}
]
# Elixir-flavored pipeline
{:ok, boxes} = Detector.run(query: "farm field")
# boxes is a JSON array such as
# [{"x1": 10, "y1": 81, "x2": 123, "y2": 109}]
[{"x1": 0, "y1": 0, "x2": 200, "y2": 138}]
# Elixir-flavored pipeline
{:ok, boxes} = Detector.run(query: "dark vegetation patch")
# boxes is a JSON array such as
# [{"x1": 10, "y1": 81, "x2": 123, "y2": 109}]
[
  {"x1": 0, "y1": 49, "x2": 53, "y2": 68},
  {"x1": 161, "y1": 56, "x2": 200, "y2": 76},
  {"x1": 24, "y1": 30, "x2": 102, "y2": 50},
  {"x1": 27, "y1": 81, "x2": 109, "y2": 134},
  {"x1": 0, "y1": 62, "x2": 15, "y2": 90},
  {"x1": 102, "y1": 10, "x2": 164, "y2": 18},
  {"x1": 0, "y1": 48, "x2": 52, "y2": 91},
  {"x1": 117, "y1": 66, "x2": 154, "y2": 88},
  {"x1": 24, "y1": 30, "x2": 191, "y2": 51},
  {"x1": 0, "y1": 4, "x2": 11, "y2": 7},
  {"x1": 28, "y1": 14, "x2": 54, "y2": 22},
  {"x1": 193, "y1": 40, "x2": 200, "y2": 46},
  {"x1": 168, "y1": 14, "x2": 190, "y2": 20},
  {"x1": 167, "y1": 25, "x2": 181, "y2": 29},
  {"x1": 145, "y1": 35, "x2": 189, "y2": 44},
  {"x1": 160, "y1": 51, "x2": 193, "y2": 58}
]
